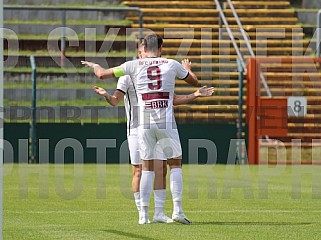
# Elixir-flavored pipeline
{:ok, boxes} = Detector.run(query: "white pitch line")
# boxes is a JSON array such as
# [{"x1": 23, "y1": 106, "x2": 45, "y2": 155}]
[{"x1": 5, "y1": 209, "x2": 321, "y2": 214}]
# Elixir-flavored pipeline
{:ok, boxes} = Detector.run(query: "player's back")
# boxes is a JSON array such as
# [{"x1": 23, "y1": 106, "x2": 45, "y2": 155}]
[
  {"x1": 121, "y1": 57, "x2": 188, "y2": 126},
  {"x1": 130, "y1": 57, "x2": 184, "y2": 126},
  {"x1": 135, "y1": 58, "x2": 177, "y2": 92}
]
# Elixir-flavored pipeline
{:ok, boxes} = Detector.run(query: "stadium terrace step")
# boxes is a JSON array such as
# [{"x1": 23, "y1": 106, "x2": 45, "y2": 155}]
[
  {"x1": 127, "y1": 16, "x2": 219, "y2": 24},
  {"x1": 175, "y1": 79, "x2": 240, "y2": 87},
  {"x1": 190, "y1": 95, "x2": 240, "y2": 103},
  {"x1": 269, "y1": 69, "x2": 312, "y2": 81},
  {"x1": 194, "y1": 71, "x2": 239, "y2": 78},
  {"x1": 288, "y1": 122, "x2": 321, "y2": 130},
  {"x1": 132, "y1": 23, "x2": 220, "y2": 29},
  {"x1": 161, "y1": 46, "x2": 312, "y2": 56},
  {"x1": 165, "y1": 55, "x2": 238, "y2": 61},
  {"x1": 228, "y1": 31, "x2": 305, "y2": 39},
  {"x1": 264, "y1": 72, "x2": 321, "y2": 78},
  {"x1": 265, "y1": 80, "x2": 321, "y2": 88},
  {"x1": 238, "y1": 24, "x2": 301, "y2": 30},
  {"x1": 161, "y1": 39, "x2": 311, "y2": 48},
  {"x1": 174, "y1": 105, "x2": 238, "y2": 112},
  {"x1": 259, "y1": 88, "x2": 321, "y2": 96},
  {"x1": 3, "y1": 4, "x2": 125, "y2": 22},
  {"x1": 133, "y1": 32, "x2": 304, "y2": 44},
  {"x1": 230, "y1": 1, "x2": 290, "y2": 9},
  {"x1": 225, "y1": 17, "x2": 298, "y2": 25},
  {"x1": 261, "y1": 96, "x2": 321, "y2": 102},
  {"x1": 174, "y1": 87, "x2": 240, "y2": 95},
  {"x1": 4, "y1": 71, "x2": 99, "y2": 82},
  {"x1": 132, "y1": 23, "x2": 300, "y2": 31},
  {"x1": 224, "y1": 9, "x2": 295, "y2": 17},
  {"x1": 4, "y1": 23, "x2": 107, "y2": 35},
  {"x1": 174, "y1": 112, "x2": 239, "y2": 122},
  {"x1": 172, "y1": 63, "x2": 238, "y2": 72},
  {"x1": 4, "y1": 55, "x2": 130, "y2": 69},
  {"x1": 178, "y1": 62, "x2": 238, "y2": 68},
  {"x1": 5, "y1": 39, "x2": 136, "y2": 52},
  {"x1": 260, "y1": 142, "x2": 321, "y2": 148},
  {"x1": 288, "y1": 132, "x2": 321, "y2": 138},
  {"x1": 266, "y1": 134, "x2": 321, "y2": 143},
  {"x1": 161, "y1": 47, "x2": 226, "y2": 55},
  {"x1": 139, "y1": 8, "x2": 218, "y2": 17},
  {"x1": 261, "y1": 62, "x2": 320, "y2": 72},
  {"x1": 132, "y1": 30, "x2": 305, "y2": 40},
  {"x1": 262, "y1": 73, "x2": 321, "y2": 81},
  {"x1": 5, "y1": 88, "x2": 100, "y2": 101},
  {"x1": 289, "y1": 113, "x2": 321, "y2": 120},
  {"x1": 124, "y1": 1, "x2": 215, "y2": 8}
]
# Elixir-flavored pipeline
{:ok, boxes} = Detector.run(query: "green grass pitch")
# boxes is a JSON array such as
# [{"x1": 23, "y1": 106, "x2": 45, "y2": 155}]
[{"x1": 4, "y1": 164, "x2": 321, "y2": 239}]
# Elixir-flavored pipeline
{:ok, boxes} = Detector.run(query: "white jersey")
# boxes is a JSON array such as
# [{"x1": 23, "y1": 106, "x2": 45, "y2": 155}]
[
  {"x1": 117, "y1": 75, "x2": 139, "y2": 136},
  {"x1": 118, "y1": 57, "x2": 189, "y2": 126}
]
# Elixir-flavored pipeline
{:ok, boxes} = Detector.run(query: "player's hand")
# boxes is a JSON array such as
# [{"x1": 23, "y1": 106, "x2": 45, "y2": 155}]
[
  {"x1": 93, "y1": 86, "x2": 107, "y2": 96},
  {"x1": 181, "y1": 59, "x2": 192, "y2": 71},
  {"x1": 81, "y1": 61, "x2": 99, "y2": 68},
  {"x1": 194, "y1": 86, "x2": 214, "y2": 97}
]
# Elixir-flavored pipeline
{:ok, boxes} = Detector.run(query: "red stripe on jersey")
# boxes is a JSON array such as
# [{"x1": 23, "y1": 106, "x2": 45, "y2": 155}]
[{"x1": 142, "y1": 92, "x2": 170, "y2": 101}]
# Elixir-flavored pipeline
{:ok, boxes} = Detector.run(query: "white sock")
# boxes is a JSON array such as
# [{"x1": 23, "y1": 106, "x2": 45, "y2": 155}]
[
  {"x1": 170, "y1": 168, "x2": 183, "y2": 214},
  {"x1": 154, "y1": 189, "x2": 166, "y2": 216},
  {"x1": 133, "y1": 192, "x2": 140, "y2": 212},
  {"x1": 140, "y1": 171, "x2": 154, "y2": 218}
]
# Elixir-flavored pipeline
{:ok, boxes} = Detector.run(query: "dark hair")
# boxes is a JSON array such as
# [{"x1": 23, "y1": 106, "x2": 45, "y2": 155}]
[
  {"x1": 136, "y1": 41, "x2": 144, "y2": 49},
  {"x1": 143, "y1": 34, "x2": 163, "y2": 52}
]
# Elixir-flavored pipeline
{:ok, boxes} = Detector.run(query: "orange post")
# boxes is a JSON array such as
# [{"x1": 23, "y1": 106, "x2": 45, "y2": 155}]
[{"x1": 246, "y1": 58, "x2": 260, "y2": 164}]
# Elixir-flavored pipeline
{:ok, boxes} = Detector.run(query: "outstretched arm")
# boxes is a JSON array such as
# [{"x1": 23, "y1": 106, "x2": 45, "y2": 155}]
[
  {"x1": 181, "y1": 59, "x2": 199, "y2": 87},
  {"x1": 173, "y1": 86, "x2": 214, "y2": 105},
  {"x1": 93, "y1": 86, "x2": 124, "y2": 106},
  {"x1": 82, "y1": 61, "x2": 115, "y2": 80}
]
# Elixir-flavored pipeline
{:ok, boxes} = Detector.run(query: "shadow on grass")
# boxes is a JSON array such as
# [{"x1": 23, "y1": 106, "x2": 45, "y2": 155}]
[
  {"x1": 103, "y1": 229, "x2": 158, "y2": 240},
  {"x1": 192, "y1": 221, "x2": 313, "y2": 226}
]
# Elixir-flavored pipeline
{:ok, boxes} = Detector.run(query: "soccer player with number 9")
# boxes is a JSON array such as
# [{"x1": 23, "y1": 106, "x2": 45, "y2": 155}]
[{"x1": 82, "y1": 34, "x2": 199, "y2": 224}]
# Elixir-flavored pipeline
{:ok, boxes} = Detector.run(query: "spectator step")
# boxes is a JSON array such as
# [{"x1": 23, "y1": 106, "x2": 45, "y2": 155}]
[
  {"x1": 132, "y1": 30, "x2": 304, "y2": 40},
  {"x1": 127, "y1": 16, "x2": 219, "y2": 24},
  {"x1": 231, "y1": 1, "x2": 290, "y2": 9},
  {"x1": 124, "y1": 1, "x2": 215, "y2": 8},
  {"x1": 224, "y1": 8, "x2": 295, "y2": 18},
  {"x1": 139, "y1": 8, "x2": 218, "y2": 17}
]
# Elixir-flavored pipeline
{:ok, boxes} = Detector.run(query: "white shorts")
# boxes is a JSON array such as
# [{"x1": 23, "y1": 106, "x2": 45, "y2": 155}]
[
  {"x1": 138, "y1": 124, "x2": 182, "y2": 160},
  {"x1": 128, "y1": 134, "x2": 166, "y2": 165}
]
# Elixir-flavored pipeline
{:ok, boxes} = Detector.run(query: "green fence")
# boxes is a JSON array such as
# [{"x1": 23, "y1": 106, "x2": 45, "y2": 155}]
[{"x1": 4, "y1": 123, "x2": 241, "y2": 164}]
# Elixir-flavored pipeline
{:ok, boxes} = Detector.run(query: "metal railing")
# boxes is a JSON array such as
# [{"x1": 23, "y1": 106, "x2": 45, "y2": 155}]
[
  {"x1": 317, "y1": 9, "x2": 321, "y2": 58},
  {"x1": 214, "y1": 0, "x2": 246, "y2": 70},
  {"x1": 29, "y1": 56, "x2": 37, "y2": 163},
  {"x1": 226, "y1": 0, "x2": 271, "y2": 97},
  {"x1": 237, "y1": 58, "x2": 245, "y2": 164},
  {"x1": 215, "y1": 0, "x2": 272, "y2": 97}
]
